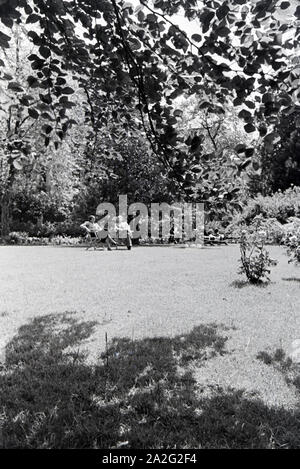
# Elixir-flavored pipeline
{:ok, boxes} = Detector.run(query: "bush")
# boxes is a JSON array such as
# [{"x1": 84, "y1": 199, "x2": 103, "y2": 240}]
[
  {"x1": 228, "y1": 186, "x2": 300, "y2": 243},
  {"x1": 243, "y1": 186, "x2": 300, "y2": 224},
  {"x1": 205, "y1": 220, "x2": 227, "y2": 235},
  {"x1": 7, "y1": 232, "x2": 29, "y2": 245},
  {"x1": 26, "y1": 237, "x2": 50, "y2": 245},
  {"x1": 228, "y1": 216, "x2": 285, "y2": 244},
  {"x1": 2, "y1": 232, "x2": 84, "y2": 246},
  {"x1": 238, "y1": 216, "x2": 277, "y2": 284},
  {"x1": 231, "y1": 186, "x2": 300, "y2": 225},
  {"x1": 8, "y1": 220, "x2": 83, "y2": 238},
  {"x1": 32, "y1": 221, "x2": 83, "y2": 238},
  {"x1": 284, "y1": 225, "x2": 300, "y2": 265},
  {"x1": 55, "y1": 221, "x2": 83, "y2": 237},
  {"x1": 50, "y1": 235, "x2": 82, "y2": 245}
]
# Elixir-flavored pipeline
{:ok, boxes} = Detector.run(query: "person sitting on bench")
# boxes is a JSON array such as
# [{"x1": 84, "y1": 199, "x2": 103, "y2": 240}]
[
  {"x1": 204, "y1": 228, "x2": 227, "y2": 245},
  {"x1": 214, "y1": 228, "x2": 224, "y2": 240},
  {"x1": 80, "y1": 215, "x2": 99, "y2": 239},
  {"x1": 80, "y1": 215, "x2": 117, "y2": 251},
  {"x1": 115, "y1": 215, "x2": 133, "y2": 250}
]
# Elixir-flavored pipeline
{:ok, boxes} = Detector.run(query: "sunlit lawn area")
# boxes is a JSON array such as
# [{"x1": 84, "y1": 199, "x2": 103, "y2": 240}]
[{"x1": 0, "y1": 245, "x2": 300, "y2": 448}]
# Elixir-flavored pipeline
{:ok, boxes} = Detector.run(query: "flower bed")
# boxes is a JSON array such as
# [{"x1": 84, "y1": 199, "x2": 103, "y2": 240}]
[{"x1": 1, "y1": 232, "x2": 85, "y2": 246}]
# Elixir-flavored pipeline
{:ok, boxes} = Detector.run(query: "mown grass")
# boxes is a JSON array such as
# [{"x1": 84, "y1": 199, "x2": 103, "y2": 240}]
[{"x1": 1, "y1": 314, "x2": 300, "y2": 449}]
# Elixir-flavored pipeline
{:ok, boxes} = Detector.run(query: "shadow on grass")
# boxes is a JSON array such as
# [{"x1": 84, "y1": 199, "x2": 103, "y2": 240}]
[
  {"x1": 257, "y1": 348, "x2": 300, "y2": 394},
  {"x1": 282, "y1": 277, "x2": 300, "y2": 283},
  {"x1": 230, "y1": 279, "x2": 270, "y2": 289},
  {"x1": 1, "y1": 314, "x2": 300, "y2": 448}
]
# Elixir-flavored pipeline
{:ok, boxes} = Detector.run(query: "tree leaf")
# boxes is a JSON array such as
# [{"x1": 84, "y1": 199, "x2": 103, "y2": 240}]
[
  {"x1": 216, "y1": 26, "x2": 230, "y2": 38},
  {"x1": 191, "y1": 34, "x2": 202, "y2": 42},
  {"x1": 39, "y1": 45, "x2": 51, "y2": 59},
  {"x1": 61, "y1": 87, "x2": 75, "y2": 95},
  {"x1": 200, "y1": 11, "x2": 215, "y2": 34},
  {"x1": 27, "y1": 76, "x2": 39, "y2": 88},
  {"x1": 0, "y1": 31, "x2": 11, "y2": 48},
  {"x1": 174, "y1": 109, "x2": 183, "y2": 118},
  {"x1": 128, "y1": 38, "x2": 141, "y2": 50},
  {"x1": 245, "y1": 147, "x2": 254, "y2": 157},
  {"x1": 26, "y1": 14, "x2": 40, "y2": 24},
  {"x1": 244, "y1": 123, "x2": 256, "y2": 133},
  {"x1": 56, "y1": 77, "x2": 66, "y2": 85},
  {"x1": 238, "y1": 109, "x2": 252, "y2": 122},
  {"x1": 235, "y1": 144, "x2": 246, "y2": 154},
  {"x1": 1, "y1": 17, "x2": 13, "y2": 28},
  {"x1": 7, "y1": 82, "x2": 23, "y2": 92},
  {"x1": 28, "y1": 108, "x2": 39, "y2": 119},
  {"x1": 216, "y1": 4, "x2": 230, "y2": 20},
  {"x1": 245, "y1": 100, "x2": 255, "y2": 109},
  {"x1": 280, "y1": 2, "x2": 290, "y2": 9}
]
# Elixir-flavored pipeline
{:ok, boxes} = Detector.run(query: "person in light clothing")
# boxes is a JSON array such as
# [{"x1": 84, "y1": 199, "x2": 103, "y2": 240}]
[
  {"x1": 80, "y1": 216, "x2": 100, "y2": 238},
  {"x1": 115, "y1": 216, "x2": 133, "y2": 250},
  {"x1": 80, "y1": 215, "x2": 117, "y2": 251}
]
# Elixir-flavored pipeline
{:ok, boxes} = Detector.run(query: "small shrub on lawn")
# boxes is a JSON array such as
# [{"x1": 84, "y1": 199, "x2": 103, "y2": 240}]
[{"x1": 239, "y1": 216, "x2": 277, "y2": 284}]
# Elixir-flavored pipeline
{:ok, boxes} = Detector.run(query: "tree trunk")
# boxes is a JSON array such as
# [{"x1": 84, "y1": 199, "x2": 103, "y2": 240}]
[
  {"x1": 37, "y1": 213, "x2": 43, "y2": 228},
  {"x1": 1, "y1": 195, "x2": 11, "y2": 237}
]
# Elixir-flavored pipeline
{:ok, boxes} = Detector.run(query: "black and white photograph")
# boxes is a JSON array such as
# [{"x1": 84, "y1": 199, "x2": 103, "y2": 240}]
[{"x1": 0, "y1": 0, "x2": 300, "y2": 455}]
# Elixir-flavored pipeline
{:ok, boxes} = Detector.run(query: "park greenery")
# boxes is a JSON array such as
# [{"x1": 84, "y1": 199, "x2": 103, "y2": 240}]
[
  {"x1": 1, "y1": 1, "x2": 300, "y2": 449},
  {"x1": 0, "y1": 0, "x2": 299, "y2": 284},
  {"x1": 0, "y1": 0, "x2": 299, "y2": 238}
]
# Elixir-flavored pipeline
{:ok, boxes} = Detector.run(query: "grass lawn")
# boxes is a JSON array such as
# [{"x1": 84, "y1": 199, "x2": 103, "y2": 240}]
[{"x1": 0, "y1": 244, "x2": 300, "y2": 448}]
